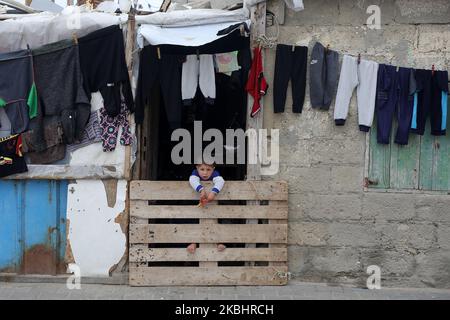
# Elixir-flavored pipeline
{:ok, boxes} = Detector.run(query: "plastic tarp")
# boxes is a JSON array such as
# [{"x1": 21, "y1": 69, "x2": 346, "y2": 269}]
[
  {"x1": 0, "y1": 10, "x2": 127, "y2": 52},
  {"x1": 244, "y1": 0, "x2": 304, "y2": 11},
  {"x1": 135, "y1": 8, "x2": 248, "y2": 26},
  {"x1": 137, "y1": 19, "x2": 250, "y2": 47}
]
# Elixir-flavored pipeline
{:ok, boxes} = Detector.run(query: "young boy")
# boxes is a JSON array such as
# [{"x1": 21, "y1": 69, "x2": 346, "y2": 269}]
[{"x1": 188, "y1": 162, "x2": 226, "y2": 254}]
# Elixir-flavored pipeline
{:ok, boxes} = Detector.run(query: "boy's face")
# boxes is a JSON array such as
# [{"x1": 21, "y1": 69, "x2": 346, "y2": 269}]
[{"x1": 197, "y1": 164, "x2": 214, "y2": 180}]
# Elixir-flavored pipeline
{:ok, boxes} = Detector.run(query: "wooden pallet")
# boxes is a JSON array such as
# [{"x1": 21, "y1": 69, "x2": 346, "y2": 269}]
[{"x1": 129, "y1": 181, "x2": 288, "y2": 286}]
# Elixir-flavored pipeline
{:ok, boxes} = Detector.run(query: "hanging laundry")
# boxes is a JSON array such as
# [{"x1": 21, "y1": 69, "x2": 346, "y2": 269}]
[
  {"x1": 246, "y1": 46, "x2": 268, "y2": 118},
  {"x1": 79, "y1": 25, "x2": 134, "y2": 117},
  {"x1": 284, "y1": 0, "x2": 305, "y2": 11},
  {"x1": 309, "y1": 42, "x2": 339, "y2": 110},
  {"x1": 135, "y1": 45, "x2": 184, "y2": 129},
  {"x1": 273, "y1": 44, "x2": 308, "y2": 113},
  {"x1": 376, "y1": 65, "x2": 417, "y2": 145},
  {"x1": 0, "y1": 49, "x2": 38, "y2": 135},
  {"x1": 334, "y1": 55, "x2": 379, "y2": 132},
  {"x1": 215, "y1": 51, "x2": 241, "y2": 75},
  {"x1": 0, "y1": 134, "x2": 27, "y2": 178},
  {"x1": 99, "y1": 102, "x2": 132, "y2": 152},
  {"x1": 22, "y1": 119, "x2": 65, "y2": 165},
  {"x1": 182, "y1": 54, "x2": 216, "y2": 105},
  {"x1": 67, "y1": 111, "x2": 102, "y2": 153},
  {"x1": 32, "y1": 39, "x2": 91, "y2": 147},
  {"x1": 411, "y1": 69, "x2": 448, "y2": 136}
]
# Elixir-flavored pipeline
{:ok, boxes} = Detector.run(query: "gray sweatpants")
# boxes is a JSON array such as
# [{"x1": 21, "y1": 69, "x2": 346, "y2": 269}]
[
  {"x1": 334, "y1": 55, "x2": 379, "y2": 132},
  {"x1": 309, "y1": 42, "x2": 340, "y2": 110}
]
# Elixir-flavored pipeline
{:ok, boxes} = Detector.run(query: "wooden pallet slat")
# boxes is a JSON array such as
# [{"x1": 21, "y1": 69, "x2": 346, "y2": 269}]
[
  {"x1": 130, "y1": 224, "x2": 288, "y2": 244},
  {"x1": 129, "y1": 248, "x2": 288, "y2": 262},
  {"x1": 129, "y1": 267, "x2": 289, "y2": 286},
  {"x1": 130, "y1": 181, "x2": 288, "y2": 201},
  {"x1": 131, "y1": 203, "x2": 288, "y2": 219}
]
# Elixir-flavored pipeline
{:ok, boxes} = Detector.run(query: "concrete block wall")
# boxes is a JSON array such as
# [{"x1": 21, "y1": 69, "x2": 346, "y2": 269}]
[{"x1": 264, "y1": 0, "x2": 450, "y2": 288}]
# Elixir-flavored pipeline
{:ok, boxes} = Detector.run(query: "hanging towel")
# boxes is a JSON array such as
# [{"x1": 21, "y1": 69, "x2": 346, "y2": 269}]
[
  {"x1": 246, "y1": 47, "x2": 268, "y2": 118},
  {"x1": 215, "y1": 51, "x2": 241, "y2": 75}
]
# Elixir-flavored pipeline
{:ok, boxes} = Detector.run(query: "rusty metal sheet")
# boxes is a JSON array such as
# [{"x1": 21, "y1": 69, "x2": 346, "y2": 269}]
[{"x1": 0, "y1": 180, "x2": 68, "y2": 275}]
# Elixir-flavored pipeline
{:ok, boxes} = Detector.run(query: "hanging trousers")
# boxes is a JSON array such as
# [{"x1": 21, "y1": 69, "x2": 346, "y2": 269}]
[
  {"x1": 411, "y1": 69, "x2": 448, "y2": 136},
  {"x1": 309, "y1": 42, "x2": 340, "y2": 110},
  {"x1": 334, "y1": 55, "x2": 379, "y2": 132},
  {"x1": 182, "y1": 54, "x2": 216, "y2": 105},
  {"x1": 376, "y1": 65, "x2": 417, "y2": 145},
  {"x1": 273, "y1": 44, "x2": 308, "y2": 113},
  {"x1": 135, "y1": 46, "x2": 184, "y2": 129}
]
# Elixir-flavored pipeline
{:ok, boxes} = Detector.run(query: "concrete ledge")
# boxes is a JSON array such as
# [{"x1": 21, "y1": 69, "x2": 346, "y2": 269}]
[{"x1": 0, "y1": 273, "x2": 129, "y2": 285}]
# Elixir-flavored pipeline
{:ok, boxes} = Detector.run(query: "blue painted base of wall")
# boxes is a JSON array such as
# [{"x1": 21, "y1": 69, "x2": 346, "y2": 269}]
[{"x1": 0, "y1": 180, "x2": 68, "y2": 275}]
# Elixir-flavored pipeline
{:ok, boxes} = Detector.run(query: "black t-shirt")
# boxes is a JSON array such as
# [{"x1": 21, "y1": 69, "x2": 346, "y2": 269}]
[{"x1": 0, "y1": 134, "x2": 28, "y2": 178}]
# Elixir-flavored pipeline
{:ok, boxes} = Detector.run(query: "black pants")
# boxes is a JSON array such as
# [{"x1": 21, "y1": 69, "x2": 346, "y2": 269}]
[
  {"x1": 273, "y1": 44, "x2": 308, "y2": 113},
  {"x1": 79, "y1": 25, "x2": 134, "y2": 117},
  {"x1": 376, "y1": 65, "x2": 416, "y2": 145},
  {"x1": 411, "y1": 69, "x2": 448, "y2": 136},
  {"x1": 135, "y1": 46, "x2": 184, "y2": 129}
]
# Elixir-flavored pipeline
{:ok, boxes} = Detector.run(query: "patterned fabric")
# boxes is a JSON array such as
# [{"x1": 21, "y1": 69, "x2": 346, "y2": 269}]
[
  {"x1": 0, "y1": 134, "x2": 28, "y2": 177},
  {"x1": 99, "y1": 101, "x2": 132, "y2": 152},
  {"x1": 67, "y1": 111, "x2": 102, "y2": 153}
]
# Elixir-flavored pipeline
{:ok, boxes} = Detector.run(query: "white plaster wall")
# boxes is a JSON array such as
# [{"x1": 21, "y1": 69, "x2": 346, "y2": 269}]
[{"x1": 66, "y1": 179, "x2": 127, "y2": 277}]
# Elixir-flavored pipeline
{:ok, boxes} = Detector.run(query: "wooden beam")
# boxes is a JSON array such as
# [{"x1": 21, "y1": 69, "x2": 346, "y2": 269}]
[
  {"x1": 129, "y1": 224, "x2": 288, "y2": 244},
  {"x1": 124, "y1": 10, "x2": 136, "y2": 181},
  {"x1": 131, "y1": 202, "x2": 288, "y2": 219},
  {"x1": 130, "y1": 180, "x2": 288, "y2": 201},
  {"x1": 130, "y1": 247, "x2": 288, "y2": 262},
  {"x1": 129, "y1": 266, "x2": 288, "y2": 286},
  {"x1": 3, "y1": 165, "x2": 123, "y2": 180}
]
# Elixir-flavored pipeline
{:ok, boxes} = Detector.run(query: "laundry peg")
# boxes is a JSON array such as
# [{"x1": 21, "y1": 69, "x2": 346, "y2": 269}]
[
  {"x1": 292, "y1": 44, "x2": 295, "y2": 52},
  {"x1": 326, "y1": 44, "x2": 330, "y2": 52},
  {"x1": 358, "y1": 53, "x2": 361, "y2": 64},
  {"x1": 432, "y1": 64, "x2": 435, "y2": 76},
  {"x1": 72, "y1": 32, "x2": 78, "y2": 45},
  {"x1": 156, "y1": 47, "x2": 161, "y2": 60}
]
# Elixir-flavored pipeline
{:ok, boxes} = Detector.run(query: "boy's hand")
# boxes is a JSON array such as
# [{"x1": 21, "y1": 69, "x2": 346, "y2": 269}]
[
  {"x1": 198, "y1": 189, "x2": 208, "y2": 207},
  {"x1": 207, "y1": 192, "x2": 216, "y2": 202}
]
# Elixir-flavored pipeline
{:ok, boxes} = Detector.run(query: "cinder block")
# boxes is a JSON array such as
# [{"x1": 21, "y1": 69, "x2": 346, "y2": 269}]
[
  {"x1": 361, "y1": 193, "x2": 416, "y2": 221},
  {"x1": 280, "y1": 166, "x2": 332, "y2": 193},
  {"x1": 294, "y1": 193, "x2": 363, "y2": 221},
  {"x1": 374, "y1": 223, "x2": 436, "y2": 250},
  {"x1": 414, "y1": 250, "x2": 450, "y2": 288},
  {"x1": 394, "y1": 0, "x2": 450, "y2": 24},
  {"x1": 437, "y1": 225, "x2": 450, "y2": 250},
  {"x1": 415, "y1": 195, "x2": 450, "y2": 223},
  {"x1": 288, "y1": 222, "x2": 328, "y2": 246},
  {"x1": 330, "y1": 166, "x2": 364, "y2": 193},
  {"x1": 308, "y1": 138, "x2": 365, "y2": 166},
  {"x1": 327, "y1": 222, "x2": 378, "y2": 247}
]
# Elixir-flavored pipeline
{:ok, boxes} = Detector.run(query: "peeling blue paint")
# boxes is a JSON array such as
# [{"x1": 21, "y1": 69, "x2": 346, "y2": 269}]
[{"x1": 0, "y1": 180, "x2": 68, "y2": 274}]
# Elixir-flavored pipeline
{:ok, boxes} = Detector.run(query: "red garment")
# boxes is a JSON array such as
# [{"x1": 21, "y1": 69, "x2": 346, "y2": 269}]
[{"x1": 245, "y1": 47, "x2": 268, "y2": 118}]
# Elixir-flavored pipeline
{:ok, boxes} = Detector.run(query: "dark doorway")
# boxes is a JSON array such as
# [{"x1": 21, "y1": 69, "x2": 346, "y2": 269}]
[{"x1": 138, "y1": 49, "x2": 250, "y2": 182}]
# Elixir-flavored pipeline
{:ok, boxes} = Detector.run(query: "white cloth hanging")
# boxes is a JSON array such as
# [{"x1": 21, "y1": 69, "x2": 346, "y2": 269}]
[{"x1": 182, "y1": 55, "x2": 216, "y2": 104}]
